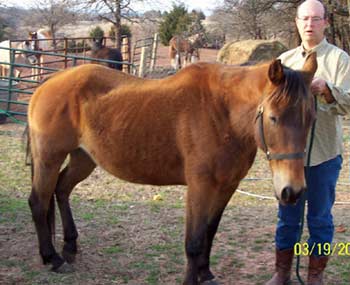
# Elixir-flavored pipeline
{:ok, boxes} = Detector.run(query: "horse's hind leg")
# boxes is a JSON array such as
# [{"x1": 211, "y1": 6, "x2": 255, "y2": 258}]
[
  {"x1": 184, "y1": 176, "x2": 236, "y2": 285},
  {"x1": 29, "y1": 150, "x2": 67, "y2": 271},
  {"x1": 55, "y1": 148, "x2": 96, "y2": 263}
]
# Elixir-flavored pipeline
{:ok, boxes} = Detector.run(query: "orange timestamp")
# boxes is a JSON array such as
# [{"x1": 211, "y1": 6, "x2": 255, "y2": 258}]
[{"x1": 294, "y1": 242, "x2": 350, "y2": 256}]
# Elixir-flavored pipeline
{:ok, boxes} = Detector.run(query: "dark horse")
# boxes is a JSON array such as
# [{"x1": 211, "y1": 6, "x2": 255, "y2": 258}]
[
  {"x1": 27, "y1": 53, "x2": 317, "y2": 284},
  {"x1": 90, "y1": 37, "x2": 123, "y2": 70}
]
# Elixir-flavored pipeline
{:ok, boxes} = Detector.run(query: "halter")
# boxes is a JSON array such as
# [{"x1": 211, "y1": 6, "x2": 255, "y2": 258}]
[{"x1": 255, "y1": 105, "x2": 305, "y2": 161}]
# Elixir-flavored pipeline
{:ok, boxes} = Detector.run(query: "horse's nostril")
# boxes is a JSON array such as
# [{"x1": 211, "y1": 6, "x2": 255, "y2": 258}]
[{"x1": 281, "y1": 186, "x2": 292, "y2": 202}]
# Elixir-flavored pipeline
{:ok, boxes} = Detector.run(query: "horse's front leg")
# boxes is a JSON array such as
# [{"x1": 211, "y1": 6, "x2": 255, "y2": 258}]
[
  {"x1": 197, "y1": 183, "x2": 238, "y2": 284},
  {"x1": 183, "y1": 176, "x2": 236, "y2": 285}
]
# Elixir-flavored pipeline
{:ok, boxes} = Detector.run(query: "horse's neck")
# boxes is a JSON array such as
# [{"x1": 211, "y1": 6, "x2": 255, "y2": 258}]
[
  {"x1": 92, "y1": 44, "x2": 102, "y2": 52},
  {"x1": 36, "y1": 30, "x2": 51, "y2": 49},
  {"x1": 214, "y1": 65, "x2": 270, "y2": 137},
  {"x1": 37, "y1": 29, "x2": 51, "y2": 39},
  {"x1": 219, "y1": 65, "x2": 268, "y2": 104}
]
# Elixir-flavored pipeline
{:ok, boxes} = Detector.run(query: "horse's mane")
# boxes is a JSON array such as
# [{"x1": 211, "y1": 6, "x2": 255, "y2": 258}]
[
  {"x1": 266, "y1": 66, "x2": 309, "y2": 106},
  {"x1": 264, "y1": 66, "x2": 312, "y2": 126}
]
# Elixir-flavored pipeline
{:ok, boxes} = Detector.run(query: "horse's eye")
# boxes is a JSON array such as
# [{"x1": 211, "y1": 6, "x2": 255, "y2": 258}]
[{"x1": 269, "y1": 115, "x2": 278, "y2": 124}]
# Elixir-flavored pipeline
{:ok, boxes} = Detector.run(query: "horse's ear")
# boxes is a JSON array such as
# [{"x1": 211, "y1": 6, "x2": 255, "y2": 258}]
[
  {"x1": 268, "y1": 59, "x2": 285, "y2": 85},
  {"x1": 301, "y1": 52, "x2": 318, "y2": 86}
]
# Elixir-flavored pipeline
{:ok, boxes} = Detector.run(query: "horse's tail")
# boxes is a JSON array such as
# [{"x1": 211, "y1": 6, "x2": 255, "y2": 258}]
[
  {"x1": 24, "y1": 123, "x2": 56, "y2": 242},
  {"x1": 23, "y1": 124, "x2": 32, "y2": 176}
]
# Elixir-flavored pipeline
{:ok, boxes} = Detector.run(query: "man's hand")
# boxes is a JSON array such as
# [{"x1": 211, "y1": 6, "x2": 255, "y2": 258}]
[{"x1": 311, "y1": 77, "x2": 335, "y2": 104}]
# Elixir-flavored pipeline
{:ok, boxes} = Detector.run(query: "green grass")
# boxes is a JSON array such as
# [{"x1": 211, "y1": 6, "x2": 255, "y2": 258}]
[
  {"x1": 102, "y1": 245, "x2": 123, "y2": 255},
  {"x1": 0, "y1": 194, "x2": 29, "y2": 223}
]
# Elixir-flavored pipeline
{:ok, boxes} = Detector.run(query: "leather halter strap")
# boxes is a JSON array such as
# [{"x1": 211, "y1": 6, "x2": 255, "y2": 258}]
[{"x1": 255, "y1": 105, "x2": 305, "y2": 161}]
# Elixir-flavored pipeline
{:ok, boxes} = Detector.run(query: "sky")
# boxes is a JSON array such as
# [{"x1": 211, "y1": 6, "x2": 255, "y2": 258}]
[{"x1": 5, "y1": 0, "x2": 223, "y2": 15}]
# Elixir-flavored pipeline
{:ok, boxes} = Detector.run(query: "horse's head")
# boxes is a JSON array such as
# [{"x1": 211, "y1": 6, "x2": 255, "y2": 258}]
[
  {"x1": 20, "y1": 39, "x2": 38, "y2": 65},
  {"x1": 254, "y1": 53, "x2": 317, "y2": 205},
  {"x1": 28, "y1": 32, "x2": 39, "y2": 49},
  {"x1": 91, "y1": 37, "x2": 104, "y2": 51}
]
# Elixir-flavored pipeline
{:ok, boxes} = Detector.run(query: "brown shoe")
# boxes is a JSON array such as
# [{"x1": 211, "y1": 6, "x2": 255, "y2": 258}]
[
  {"x1": 266, "y1": 248, "x2": 294, "y2": 285},
  {"x1": 307, "y1": 255, "x2": 329, "y2": 285}
]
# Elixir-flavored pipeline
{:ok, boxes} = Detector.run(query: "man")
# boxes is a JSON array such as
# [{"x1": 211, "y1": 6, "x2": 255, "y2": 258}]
[{"x1": 267, "y1": 1, "x2": 350, "y2": 284}]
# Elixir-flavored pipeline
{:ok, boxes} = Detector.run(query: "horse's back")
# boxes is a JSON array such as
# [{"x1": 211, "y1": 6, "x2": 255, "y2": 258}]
[
  {"x1": 0, "y1": 40, "x2": 10, "y2": 62},
  {"x1": 29, "y1": 64, "x2": 126, "y2": 135},
  {"x1": 0, "y1": 40, "x2": 9, "y2": 47}
]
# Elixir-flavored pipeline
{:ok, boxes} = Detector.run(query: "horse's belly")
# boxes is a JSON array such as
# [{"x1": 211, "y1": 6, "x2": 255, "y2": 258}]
[{"x1": 80, "y1": 140, "x2": 185, "y2": 186}]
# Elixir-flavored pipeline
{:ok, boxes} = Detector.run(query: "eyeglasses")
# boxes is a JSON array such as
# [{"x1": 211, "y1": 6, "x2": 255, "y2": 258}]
[{"x1": 297, "y1": 16, "x2": 325, "y2": 22}]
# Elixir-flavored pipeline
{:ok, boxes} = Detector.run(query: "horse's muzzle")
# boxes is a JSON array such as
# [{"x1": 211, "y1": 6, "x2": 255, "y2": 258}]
[
  {"x1": 279, "y1": 186, "x2": 306, "y2": 205},
  {"x1": 27, "y1": 56, "x2": 38, "y2": 65}
]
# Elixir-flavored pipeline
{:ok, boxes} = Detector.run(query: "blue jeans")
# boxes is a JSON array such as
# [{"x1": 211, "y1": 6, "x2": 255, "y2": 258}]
[{"x1": 275, "y1": 155, "x2": 342, "y2": 255}]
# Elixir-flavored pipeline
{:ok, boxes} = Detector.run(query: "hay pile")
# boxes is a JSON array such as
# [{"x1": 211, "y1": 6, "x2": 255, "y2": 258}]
[{"x1": 217, "y1": 39, "x2": 287, "y2": 65}]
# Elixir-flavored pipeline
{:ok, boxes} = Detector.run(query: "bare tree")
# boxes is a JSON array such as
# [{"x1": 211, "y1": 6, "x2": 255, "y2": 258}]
[
  {"x1": 75, "y1": 0, "x2": 145, "y2": 49},
  {"x1": 327, "y1": 0, "x2": 350, "y2": 52},
  {"x1": 27, "y1": 0, "x2": 77, "y2": 39},
  {"x1": 210, "y1": 0, "x2": 298, "y2": 44}
]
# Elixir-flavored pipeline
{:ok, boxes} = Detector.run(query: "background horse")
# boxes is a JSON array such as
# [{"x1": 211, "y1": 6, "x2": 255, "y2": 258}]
[
  {"x1": 169, "y1": 34, "x2": 201, "y2": 69},
  {"x1": 89, "y1": 37, "x2": 123, "y2": 70},
  {"x1": 0, "y1": 40, "x2": 37, "y2": 78},
  {"x1": 27, "y1": 28, "x2": 53, "y2": 80},
  {"x1": 27, "y1": 54, "x2": 317, "y2": 284},
  {"x1": 28, "y1": 28, "x2": 52, "y2": 51}
]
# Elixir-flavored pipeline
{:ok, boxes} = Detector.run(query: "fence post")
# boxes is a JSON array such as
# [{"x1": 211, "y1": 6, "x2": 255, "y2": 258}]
[
  {"x1": 150, "y1": 33, "x2": 158, "y2": 72},
  {"x1": 83, "y1": 39, "x2": 87, "y2": 64},
  {"x1": 122, "y1": 37, "x2": 130, "y2": 73},
  {"x1": 7, "y1": 48, "x2": 15, "y2": 113},
  {"x1": 64, "y1": 37, "x2": 68, "y2": 68},
  {"x1": 138, "y1": 46, "x2": 149, "y2": 77}
]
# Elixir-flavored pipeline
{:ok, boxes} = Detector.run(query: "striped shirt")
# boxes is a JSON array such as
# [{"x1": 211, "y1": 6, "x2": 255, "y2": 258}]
[{"x1": 279, "y1": 38, "x2": 350, "y2": 166}]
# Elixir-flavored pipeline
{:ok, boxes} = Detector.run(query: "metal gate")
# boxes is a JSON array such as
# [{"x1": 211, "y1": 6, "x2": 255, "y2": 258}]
[{"x1": 0, "y1": 43, "x2": 133, "y2": 124}]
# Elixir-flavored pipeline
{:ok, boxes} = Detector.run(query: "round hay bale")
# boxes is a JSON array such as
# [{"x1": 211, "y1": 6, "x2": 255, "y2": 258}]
[{"x1": 217, "y1": 39, "x2": 287, "y2": 65}]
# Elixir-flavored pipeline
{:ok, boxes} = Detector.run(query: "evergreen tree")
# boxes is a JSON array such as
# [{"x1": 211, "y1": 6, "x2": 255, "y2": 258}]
[
  {"x1": 159, "y1": 4, "x2": 193, "y2": 45},
  {"x1": 89, "y1": 26, "x2": 104, "y2": 39}
]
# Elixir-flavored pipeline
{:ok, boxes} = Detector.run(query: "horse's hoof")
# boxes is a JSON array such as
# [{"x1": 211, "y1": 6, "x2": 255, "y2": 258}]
[
  {"x1": 62, "y1": 250, "x2": 76, "y2": 264},
  {"x1": 200, "y1": 279, "x2": 220, "y2": 285},
  {"x1": 52, "y1": 262, "x2": 75, "y2": 273}
]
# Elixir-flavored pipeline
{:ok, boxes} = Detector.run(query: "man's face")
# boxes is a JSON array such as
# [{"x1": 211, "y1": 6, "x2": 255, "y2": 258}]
[{"x1": 295, "y1": 1, "x2": 328, "y2": 48}]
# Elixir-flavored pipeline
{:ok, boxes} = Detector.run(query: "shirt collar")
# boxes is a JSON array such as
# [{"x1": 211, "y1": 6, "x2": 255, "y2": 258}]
[{"x1": 300, "y1": 38, "x2": 328, "y2": 57}]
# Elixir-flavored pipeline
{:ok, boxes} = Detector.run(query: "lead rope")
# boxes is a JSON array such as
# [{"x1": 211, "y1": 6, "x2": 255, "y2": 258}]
[{"x1": 296, "y1": 98, "x2": 317, "y2": 285}]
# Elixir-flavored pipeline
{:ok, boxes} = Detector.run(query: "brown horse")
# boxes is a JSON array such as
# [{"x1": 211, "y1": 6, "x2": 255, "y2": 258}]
[
  {"x1": 90, "y1": 37, "x2": 123, "y2": 70},
  {"x1": 27, "y1": 53, "x2": 317, "y2": 284},
  {"x1": 169, "y1": 35, "x2": 201, "y2": 69}
]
